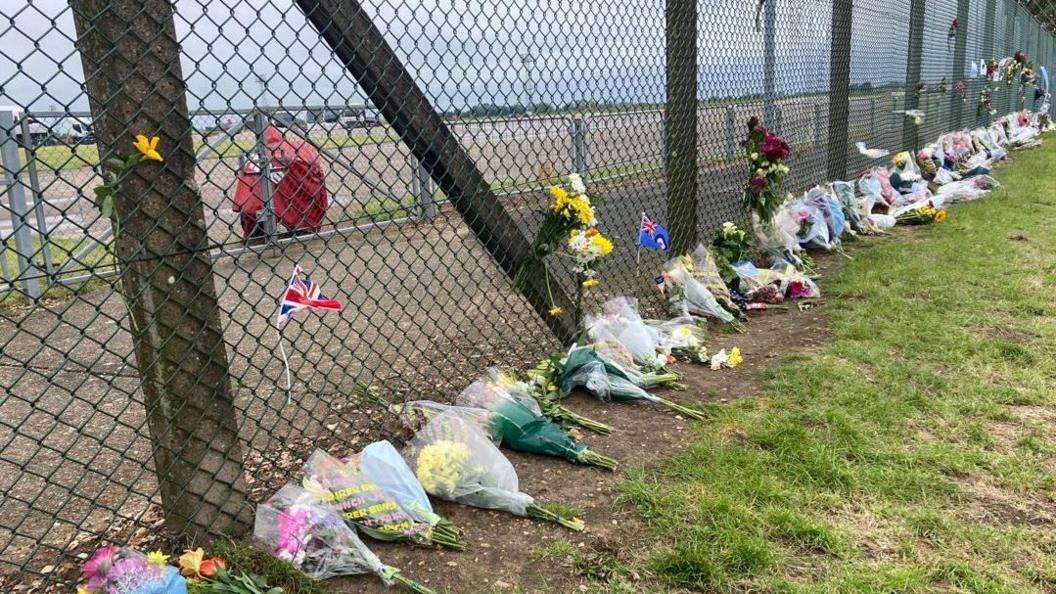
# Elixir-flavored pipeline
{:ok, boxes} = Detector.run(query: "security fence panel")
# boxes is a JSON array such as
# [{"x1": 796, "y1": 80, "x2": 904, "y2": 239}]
[{"x1": 2, "y1": 0, "x2": 1055, "y2": 589}]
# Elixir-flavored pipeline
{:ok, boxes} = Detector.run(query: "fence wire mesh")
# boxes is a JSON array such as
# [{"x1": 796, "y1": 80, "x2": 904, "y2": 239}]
[{"x1": 1, "y1": 0, "x2": 1055, "y2": 589}]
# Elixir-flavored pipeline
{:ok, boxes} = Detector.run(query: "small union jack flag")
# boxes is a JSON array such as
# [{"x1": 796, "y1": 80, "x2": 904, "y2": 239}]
[
  {"x1": 277, "y1": 265, "x2": 341, "y2": 324},
  {"x1": 641, "y1": 216, "x2": 657, "y2": 236}
]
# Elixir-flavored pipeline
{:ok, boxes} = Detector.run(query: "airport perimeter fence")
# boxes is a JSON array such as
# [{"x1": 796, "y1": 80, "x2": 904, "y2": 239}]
[{"x1": 1, "y1": 0, "x2": 1054, "y2": 588}]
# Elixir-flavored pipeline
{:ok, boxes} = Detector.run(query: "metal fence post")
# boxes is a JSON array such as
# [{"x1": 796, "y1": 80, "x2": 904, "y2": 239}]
[
  {"x1": 902, "y1": 0, "x2": 926, "y2": 150},
  {"x1": 0, "y1": 110, "x2": 42, "y2": 300},
  {"x1": 724, "y1": 105, "x2": 736, "y2": 160},
  {"x1": 19, "y1": 116, "x2": 53, "y2": 281},
  {"x1": 870, "y1": 98, "x2": 876, "y2": 134},
  {"x1": 763, "y1": 0, "x2": 777, "y2": 129},
  {"x1": 665, "y1": 0, "x2": 698, "y2": 253},
  {"x1": 410, "y1": 154, "x2": 436, "y2": 221},
  {"x1": 813, "y1": 102, "x2": 822, "y2": 144},
  {"x1": 569, "y1": 117, "x2": 587, "y2": 177},
  {"x1": 952, "y1": 0, "x2": 970, "y2": 129},
  {"x1": 70, "y1": 0, "x2": 250, "y2": 536},
  {"x1": 827, "y1": 0, "x2": 853, "y2": 181},
  {"x1": 775, "y1": 105, "x2": 785, "y2": 135},
  {"x1": 251, "y1": 110, "x2": 277, "y2": 243}
]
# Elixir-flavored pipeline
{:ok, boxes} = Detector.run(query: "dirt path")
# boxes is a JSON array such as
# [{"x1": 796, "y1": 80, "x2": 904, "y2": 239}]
[{"x1": 330, "y1": 255, "x2": 842, "y2": 594}]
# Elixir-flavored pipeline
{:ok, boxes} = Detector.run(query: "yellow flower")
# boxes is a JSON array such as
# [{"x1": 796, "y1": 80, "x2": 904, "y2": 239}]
[
  {"x1": 77, "y1": 588, "x2": 90, "y2": 594},
  {"x1": 546, "y1": 383, "x2": 558, "y2": 393},
  {"x1": 548, "y1": 307, "x2": 562, "y2": 317},
  {"x1": 589, "y1": 232, "x2": 614, "y2": 256},
  {"x1": 147, "y1": 550, "x2": 169, "y2": 568},
  {"x1": 934, "y1": 210, "x2": 947, "y2": 223},
  {"x1": 582, "y1": 278, "x2": 599, "y2": 289},
  {"x1": 179, "y1": 547, "x2": 205, "y2": 577},
  {"x1": 416, "y1": 440, "x2": 470, "y2": 496},
  {"x1": 728, "y1": 347, "x2": 743, "y2": 368},
  {"x1": 133, "y1": 135, "x2": 163, "y2": 162}
]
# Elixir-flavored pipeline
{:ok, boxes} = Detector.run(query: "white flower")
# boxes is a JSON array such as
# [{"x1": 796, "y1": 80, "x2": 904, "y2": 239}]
[
  {"x1": 750, "y1": 152, "x2": 759, "y2": 160},
  {"x1": 722, "y1": 221, "x2": 735, "y2": 229},
  {"x1": 755, "y1": 168, "x2": 765, "y2": 177},
  {"x1": 710, "y1": 349, "x2": 728, "y2": 370},
  {"x1": 568, "y1": 173, "x2": 586, "y2": 194}
]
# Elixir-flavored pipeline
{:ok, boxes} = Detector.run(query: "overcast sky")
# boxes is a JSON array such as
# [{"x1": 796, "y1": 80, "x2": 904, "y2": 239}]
[{"x1": 0, "y1": 0, "x2": 1009, "y2": 117}]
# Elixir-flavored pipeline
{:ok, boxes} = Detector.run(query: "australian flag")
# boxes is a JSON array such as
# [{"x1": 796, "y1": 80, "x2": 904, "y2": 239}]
[
  {"x1": 638, "y1": 214, "x2": 670, "y2": 251},
  {"x1": 277, "y1": 265, "x2": 342, "y2": 324}
]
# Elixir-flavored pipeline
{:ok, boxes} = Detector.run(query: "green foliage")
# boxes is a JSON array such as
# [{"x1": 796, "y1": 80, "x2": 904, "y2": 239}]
[{"x1": 204, "y1": 538, "x2": 326, "y2": 594}]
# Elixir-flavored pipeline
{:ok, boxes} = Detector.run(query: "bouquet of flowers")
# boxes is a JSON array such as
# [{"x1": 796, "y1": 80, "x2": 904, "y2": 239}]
[
  {"x1": 662, "y1": 255, "x2": 741, "y2": 325},
  {"x1": 301, "y1": 445, "x2": 465, "y2": 549},
  {"x1": 408, "y1": 411, "x2": 587, "y2": 530},
  {"x1": 585, "y1": 297, "x2": 672, "y2": 370},
  {"x1": 780, "y1": 265, "x2": 821, "y2": 300},
  {"x1": 889, "y1": 151, "x2": 922, "y2": 189},
  {"x1": 514, "y1": 173, "x2": 613, "y2": 315},
  {"x1": 647, "y1": 318, "x2": 709, "y2": 363},
  {"x1": 179, "y1": 549, "x2": 283, "y2": 594},
  {"x1": 742, "y1": 117, "x2": 792, "y2": 224},
  {"x1": 255, "y1": 485, "x2": 434, "y2": 592},
  {"x1": 711, "y1": 222, "x2": 752, "y2": 282},
  {"x1": 79, "y1": 547, "x2": 186, "y2": 594},
  {"x1": 751, "y1": 208, "x2": 806, "y2": 270},
  {"x1": 551, "y1": 345, "x2": 706, "y2": 420},
  {"x1": 456, "y1": 369, "x2": 617, "y2": 468},
  {"x1": 896, "y1": 205, "x2": 947, "y2": 225}
]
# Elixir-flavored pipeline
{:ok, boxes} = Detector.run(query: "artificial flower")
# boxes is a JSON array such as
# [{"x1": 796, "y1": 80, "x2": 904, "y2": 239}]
[
  {"x1": 549, "y1": 307, "x2": 562, "y2": 317},
  {"x1": 132, "y1": 135, "x2": 163, "y2": 162},
  {"x1": 146, "y1": 550, "x2": 169, "y2": 568}
]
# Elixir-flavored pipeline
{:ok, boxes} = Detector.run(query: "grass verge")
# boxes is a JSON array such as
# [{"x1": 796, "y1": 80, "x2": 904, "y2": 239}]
[{"x1": 618, "y1": 139, "x2": 1056, "y2": 593}]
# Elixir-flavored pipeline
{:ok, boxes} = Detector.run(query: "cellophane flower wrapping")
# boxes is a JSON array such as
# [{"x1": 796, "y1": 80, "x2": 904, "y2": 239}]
[
  {"x1": 455, "y1": 369, "x2": 590, "y2": 463},
  {"x1": 300, "y1": 448, "x2": 438, "y2": 546},
  {"x1": 687, "y1": 244, "x2": 740, "y2": 311},
  {"x1": 585, "y1": 297, "x2": 669, "y2": 369},
  {"x1": 591, "y1": 340, "x2": 676, "y2": 388},
  {"x1": 779, "y1": 266, "x2": 821, "y2": 300},
  {"x1": 407, "y1": 411, "x2": 534, "y2": 516},
  {"x1": 751, "y1": 210, "x2": 804, "y2": 269},
  {"x1": 393, "y1": 399, "x2": 497, "y2": 441},
  {"x1": 646, "y1": 318, "x2": 708, "y2": 361},
  {"x1": 972, "y1": 128, "x2": 1007, "y2": 161},
  {"x1": 556, "y1": 345, "x2": 653, "y2": 401},
  {"x1": 831, "y1": 181, "x2": 864, "y2": 233},
  {"x1": 804, "y1": 186, "x2": 845, "y2": 245},
  {"x1": 81, "y1": 547, "x2": 185, "y2": 594},
  {"x1": 255, "y1": 485, "x2": 389, "y2": 581},
  {"x1": 662, "y1": 258, "x2": 737, "y2": 323},
  {"x1": 789, "y1": 198, "x2": 833, "y2": 250}
]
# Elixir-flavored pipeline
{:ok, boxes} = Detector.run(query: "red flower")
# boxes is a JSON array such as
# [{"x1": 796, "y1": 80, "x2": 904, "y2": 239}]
[
  {"x1": 759, "y1": 134, "x2": 789, "y2": 161},
  {"x1": 199, "y1": 557, "x2": 225, "y2": 578},
  {"x1": 750, "y1": 176, "x2": 766, "y2": 194}
]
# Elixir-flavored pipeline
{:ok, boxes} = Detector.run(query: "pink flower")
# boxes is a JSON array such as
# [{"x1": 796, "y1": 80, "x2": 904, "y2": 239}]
[
  {"x1": 760, "y1": 133, "x2": 790, "y2": 161},
  {"x1": 83, "y1": 545, "x2": 117, "y2": 581},
  {"x1": 795, "y1": 209, "x2": 811, "y2": 222},
  {"x1": 788, "y1": 280, "x2": 815, "y2": 299},
  {"x1": 750, "y1": 176, "x2": 766, "y2": 194}
]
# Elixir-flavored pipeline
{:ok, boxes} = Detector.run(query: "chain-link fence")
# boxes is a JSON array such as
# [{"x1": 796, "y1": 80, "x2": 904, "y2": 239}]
[{"x1": 2, "y1": 0, "x2": 1054, "y2": 588}]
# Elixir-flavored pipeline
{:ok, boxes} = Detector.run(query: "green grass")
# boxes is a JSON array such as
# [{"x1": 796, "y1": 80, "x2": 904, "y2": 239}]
[
  {"x1": 202, "y1": 538, "x2": 327, "y2": 594},
  {"x1": 617, "y1": 138, "x2": 1056, "y2": 593},
  {"x1": 18, "y1": 132, "x2": 400, "y2": 172}
]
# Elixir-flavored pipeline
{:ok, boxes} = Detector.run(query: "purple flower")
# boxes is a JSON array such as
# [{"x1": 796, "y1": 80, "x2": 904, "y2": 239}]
[
  {"x1": 759, "y1": 134, "x2": 790, "y2": 161},
  {"x1": 750, "y1": 176, "x2": 766, "y2": 195}
]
